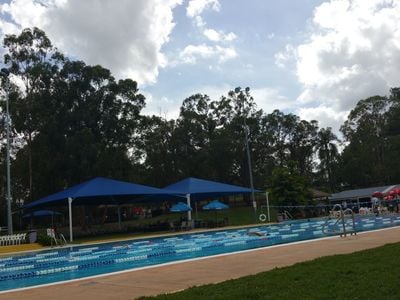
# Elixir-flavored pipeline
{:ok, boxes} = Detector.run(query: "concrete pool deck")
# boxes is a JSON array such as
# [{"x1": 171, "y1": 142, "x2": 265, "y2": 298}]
[{"x1": 1, "y1": 226, "x2": 400, "y2": 300}]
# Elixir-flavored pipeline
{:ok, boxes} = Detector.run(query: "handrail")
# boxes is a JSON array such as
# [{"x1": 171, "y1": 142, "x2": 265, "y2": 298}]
[
  {"x1": 322, "y1": 205, "x2": 357, "y2": 237},
  {"x1": 342, "y1": 208, "x2": 356, "y2": 237},
  {"x1": 283, "y1": 210, "x2": 293, "y2": 220},
  {"x1": 60, "y1": 233, "x2": 68, "y2": 245}
]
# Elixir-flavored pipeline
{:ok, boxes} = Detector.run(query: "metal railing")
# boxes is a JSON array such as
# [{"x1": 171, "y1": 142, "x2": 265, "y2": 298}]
[{"x1": 322, "y1": 204, "x2": 357, "y2": 237}]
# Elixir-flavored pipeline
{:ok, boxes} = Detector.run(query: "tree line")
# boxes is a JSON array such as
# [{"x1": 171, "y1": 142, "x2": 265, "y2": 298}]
[{"x1": 1, "y1": 28, "x2": 400, "y2": 219}]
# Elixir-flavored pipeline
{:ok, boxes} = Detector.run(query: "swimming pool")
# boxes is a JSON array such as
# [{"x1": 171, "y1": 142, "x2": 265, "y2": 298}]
[{"x1": 1, "y1": 214, "x2": 400, "y2": 292}]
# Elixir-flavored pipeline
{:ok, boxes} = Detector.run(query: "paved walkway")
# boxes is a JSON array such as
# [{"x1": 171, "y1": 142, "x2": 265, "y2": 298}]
[{"x1": 2, "y1": 227, "x2": 400, "y2": 300}]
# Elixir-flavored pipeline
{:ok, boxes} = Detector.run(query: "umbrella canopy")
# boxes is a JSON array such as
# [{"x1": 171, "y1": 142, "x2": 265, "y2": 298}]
[
  {"x1": 163, "y1": 177, "x2": 258, "y2": 201},
  {"x1": 24, "y1": 177, "x2": 174, "y2": 208},
  {"x1": 23, "y1": 177, "x2": 182, "y2": 243},
  {"x1": 372, "y1": 191, "x2": 383, "y2": 198},
  {"x1": 170, "y1": 202, "x2": 192, "y2": 212},
  {"x1": 203, "y1": 200, "x2": 229, "y2": 210},
  {"x1": 163, "y1": 177, "x2": 258, "y2": 222},
  {"x1": 23, "y1": 210, "x2": 63, "y2": 218}
]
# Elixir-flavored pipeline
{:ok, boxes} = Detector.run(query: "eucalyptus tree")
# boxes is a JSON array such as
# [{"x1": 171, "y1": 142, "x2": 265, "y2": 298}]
[
  {"x1": 139, "y1": 115, "x2": 178, "y2": 186},
  {"x1": 214, "y1": 87, "x2": 263, "y2": 186},
  {"x1": 173, "y1": 94, "x2": 217, "y2": 179},
  {"x1": 2, "y1": 28, "x2": 146, "y2": 203},
  {"x1": 2, "y1": 27, "x2": 64, "y2": 200},
  {"x1": 340, "y1": 95, "x2": 392, "y2": 187},
  {"x1": 35, "y1": 60, "x2": 145, "y2": 195},
  {"x1": 315, "y1": 127, "x2": 339, "y2": 192},
  {"x1": 262, "y1": 110, "x2": 318, "y2": 177}
]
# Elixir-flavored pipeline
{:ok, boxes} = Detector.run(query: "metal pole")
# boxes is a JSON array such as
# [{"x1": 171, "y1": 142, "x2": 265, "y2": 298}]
[
  {"x1": 117, "y1": 205, "x2": 121, "y2": 229},
  {"x1": 266, "y1": 191, "x2": 270, "y2": 222},
  {"x1": 240, "y1": 88, "x2": 257, "y2": 223},
  {"x1": 186, "y1": 194, "x2": 192, "y2": 221},
  {"x1": 5, "y1": 89, "x2": 13, "y2": 234},
  {"x1": 1, "y1": 69, "x2": 13, "y2": 235},
  {"x1": 244, "y1": 125, "x2": 257, "y2": 222},
  {"x1": 68, "y1": 197, "x2": 73, "y2": 242}
]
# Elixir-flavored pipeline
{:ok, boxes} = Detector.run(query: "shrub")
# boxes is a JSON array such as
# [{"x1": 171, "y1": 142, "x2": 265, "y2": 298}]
[{"x1": 36, "y1": 234, "x2": 53, "y2": 246}]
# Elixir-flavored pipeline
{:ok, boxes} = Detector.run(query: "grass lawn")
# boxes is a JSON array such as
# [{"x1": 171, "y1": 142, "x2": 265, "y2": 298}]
[{"x1": 140, "y1": 242, "x2": 400, "y2": 300}]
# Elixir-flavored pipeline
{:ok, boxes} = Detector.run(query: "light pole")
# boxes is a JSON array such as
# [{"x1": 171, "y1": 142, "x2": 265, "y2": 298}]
[
  {"x1": 0, "y1": 68, "x2": 13, "y2": 234},
  {"x1": 235, "y1": 87, "x2": 257, "y2": 223}
]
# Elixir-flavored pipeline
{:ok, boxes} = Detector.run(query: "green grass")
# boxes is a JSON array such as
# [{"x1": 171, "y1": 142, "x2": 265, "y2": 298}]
[{"x1": 140, "y1": 242, "x2": 400, "y2": 300}]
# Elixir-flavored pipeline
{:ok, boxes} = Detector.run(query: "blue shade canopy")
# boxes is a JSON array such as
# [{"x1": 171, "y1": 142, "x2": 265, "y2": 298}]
[
  {"x1": 203, "y1": 200, "x2": 229, "y2": 210},
  {"x1": 163, "y1": 177, "x2": 258, "y2": 200},
  {"x1": 24, "y1": 177, "x2": 176, "y2": 208},
  {"x1": 23, "y1": 210, "x2": 63, "y2": 218},
  {"x1": 170, "y1": 202, "x2": 192, "y2": 212}
]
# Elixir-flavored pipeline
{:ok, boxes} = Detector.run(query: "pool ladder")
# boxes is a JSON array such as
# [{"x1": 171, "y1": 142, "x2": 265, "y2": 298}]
[
  {"x1": 51, "y1": 233, "x2": 68, "y2": 247},
  {"x1": 322, "y1": 204, "x2": 357, "y2": 237}
]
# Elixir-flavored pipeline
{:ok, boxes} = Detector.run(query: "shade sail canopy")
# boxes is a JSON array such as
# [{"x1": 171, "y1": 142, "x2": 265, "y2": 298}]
[
  {"x1": 203, "y1": 200, "x2": 229, "y2": 210},
  {"x1": 23, "y1": 210, "x2": 62, "y2": 218},
  {"x1": 162, "y1": 177, "x2": 258, "y2": 200},
  {"x1": 24, "y1": 177, "x2": 177, "y2": 209},
  {"x1": 170, "y1": 202, "x2": 192, "y2": 212}
]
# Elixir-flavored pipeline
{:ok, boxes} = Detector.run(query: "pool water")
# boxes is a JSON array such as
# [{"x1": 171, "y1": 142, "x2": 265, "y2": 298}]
[{"x1": 1, "y1": 214, "x2": 399, "y2": 292}]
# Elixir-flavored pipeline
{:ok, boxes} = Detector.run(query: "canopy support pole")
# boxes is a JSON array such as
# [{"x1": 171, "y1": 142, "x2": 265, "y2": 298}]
[
  {"x1": 68, "y1": 197, "x2": 73, "y2": 242},
  {"x1": 266, "y1": 192, "x2": 270, "y2": 222},
  {"x1": 117, "y1": 205, "x2": 121, "y2": 229},
  {"x1": 186, "y1": 194, "x2": 192, "y2": 221}
]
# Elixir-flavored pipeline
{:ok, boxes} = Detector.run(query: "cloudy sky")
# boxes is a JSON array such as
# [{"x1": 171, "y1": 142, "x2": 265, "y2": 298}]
[{"x1": 1, "y1": 0, "x2": 400, "y2": 132}]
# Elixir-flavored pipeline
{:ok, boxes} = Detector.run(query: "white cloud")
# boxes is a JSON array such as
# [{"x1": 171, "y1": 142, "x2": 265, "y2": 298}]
[
  {"x1": 141, "y1": 91, "x2": 180, "y2": 119},
  {"x1": 179, "y1": 44, "x2": 237, "y2": 64},
  {"x1": 203, "y1": 28, "x2": 237, "y2": 42},
  {"x1": 0, "y1": 0, "x2": 182, "y2": 85},
  {"x1": 186, "y1": 0, "x2": 220, "y2": 18},
  {"x1": 275, "y1": 44, "x2": 296, "y2": 69},
  {"x1": 298, "y1": 106, "x2": 348, "y2": 132},
  {"x1": 251, "y1": 87, "x2": 295, "y2": 113},
  {"x1": 293, "y1": 0, "x2": 400, "y2": 113},
  {"x1": 186, "y1": 0, "x2": 220, "y2": 28},
  {"x1": 183, "y1": 0, "x2": 238, "y2": 65}
]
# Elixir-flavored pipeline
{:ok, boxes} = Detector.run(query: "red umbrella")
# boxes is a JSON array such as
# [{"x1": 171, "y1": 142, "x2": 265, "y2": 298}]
[
  {"x1": 389, "y1": 190, "x2": 396, "y2": 196},
  {"x1": 388, "y1": 195, "x2": 394, "y2": 200},
  {"x1": 395, "y1": 188, "x2": 400, "y2": 195},
  {"x1": 372, "y1": 191, "x2": 383, "y2": 198},
  {"x1": 384, "y1": 196, "x2": 388, "y2": 200}
]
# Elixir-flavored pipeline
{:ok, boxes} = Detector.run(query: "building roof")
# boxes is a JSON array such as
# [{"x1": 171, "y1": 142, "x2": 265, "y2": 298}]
[
  {"x1": 310, "y1": 189, "x2": 331, "y2": 199},
  {"x1": 329, "y1": 184, "x2": 400, "y2": 201}
]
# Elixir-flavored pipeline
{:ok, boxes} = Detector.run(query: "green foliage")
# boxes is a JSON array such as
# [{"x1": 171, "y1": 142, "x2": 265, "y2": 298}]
[
  {"x1": 5, "y1": 27, "x2": 400, "y2": 223},
  {"x1": 36, "y1": 234, "x2": 52, "y2": 246},
  {"x1": 270, "y1": 164, "x2": 312, "y2": 207},
  {"x1": 2, "y1": 28, "x2": 144, "y2": 204},
  {"x1": 338, "y1": 92, "x2": 400, "y2": 188},
  {"x1": 140, "y1": 242, "x2": 400, "y2": 300}
]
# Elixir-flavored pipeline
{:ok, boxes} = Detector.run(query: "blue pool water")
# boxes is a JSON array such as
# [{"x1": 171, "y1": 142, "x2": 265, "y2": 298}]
[{"x1": 1, "y1": 214, "x2": 400, "y2": 292}]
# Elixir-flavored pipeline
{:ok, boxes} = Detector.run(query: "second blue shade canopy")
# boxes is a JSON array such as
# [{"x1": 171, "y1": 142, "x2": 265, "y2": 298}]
[
  {"x1": 203, "y1": 200, "x2": 229, "y2": 210},
  {"x1": 170, "y1": 202, "x2": 192, "y2": 212}
]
